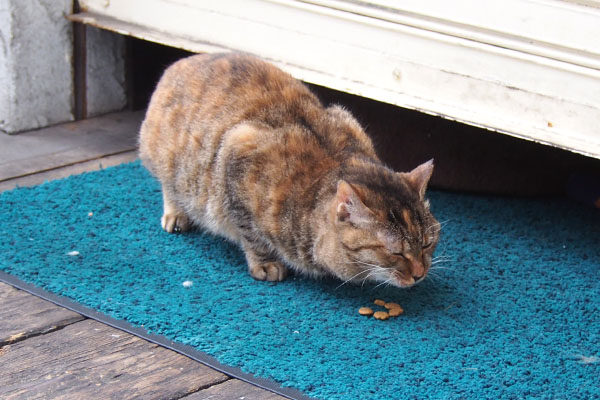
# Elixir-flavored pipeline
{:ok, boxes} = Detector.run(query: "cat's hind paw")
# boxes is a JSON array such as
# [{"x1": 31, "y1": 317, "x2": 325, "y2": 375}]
[
  {"x1": 161, "y1": 213, "x2": 190, "y2": 233},
  {"x1": 249, "y1": 261, "x2": 288, "y2": 282}
]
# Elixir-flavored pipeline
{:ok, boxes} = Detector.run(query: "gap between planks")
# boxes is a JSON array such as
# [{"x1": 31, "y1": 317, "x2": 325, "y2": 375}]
[
  {"x1": 0, "y1": 150, "x2": 139, "y2": 193},
  {"x1": 0, "y1": 110, "x2": 143, "y2": 183},
  {"x1": 0, "y1": 319, "x2": 230, "y2": 400},
  {"x1": 0, "y1": 282, "x2": 84, "y2": 347},
  {"x1": 0, "y1": 282, "x2": 287, "y2": 399}
]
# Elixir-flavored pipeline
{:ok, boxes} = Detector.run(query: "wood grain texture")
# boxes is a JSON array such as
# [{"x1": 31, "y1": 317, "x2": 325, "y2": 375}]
[
  {"x1": 0, "y1": 319, "x2": 229, "y2": 400},
  {"x1": 183, "y1": 379, "x2": 288, "y2": 400},
  {"x1": 0, "y1": 150, "x2": 139, "y2": 193},
  {"x1": 0, "y1": 282, "x2": 83, "y2": 346},
  {"x1": 0, "y1": 110, "x2": 143, "y2": 181}
]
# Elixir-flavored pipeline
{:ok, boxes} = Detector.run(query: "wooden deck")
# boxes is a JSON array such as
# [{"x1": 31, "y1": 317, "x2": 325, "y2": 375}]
[{"x1": 0, "y1": 111, "x2": 288, "y2": 400}]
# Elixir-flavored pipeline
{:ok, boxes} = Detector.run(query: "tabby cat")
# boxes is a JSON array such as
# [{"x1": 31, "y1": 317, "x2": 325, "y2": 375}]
[{"x1": 139, "y1": 53, "x2": 439, "y2": 288}]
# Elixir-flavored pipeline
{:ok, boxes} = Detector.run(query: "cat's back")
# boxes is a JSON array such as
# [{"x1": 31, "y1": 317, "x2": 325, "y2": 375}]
[
  {"x1": 139, "y1": 53, "x2": 322, "y2": 174},
  {"x1": 144, "y1": 52, "x2": 317, "y2": 126}
]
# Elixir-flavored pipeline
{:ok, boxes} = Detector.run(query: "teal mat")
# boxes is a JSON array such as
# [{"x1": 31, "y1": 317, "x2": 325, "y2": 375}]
[{"x1": 1, "y1": 161, "x2": 598, "y2": 399}]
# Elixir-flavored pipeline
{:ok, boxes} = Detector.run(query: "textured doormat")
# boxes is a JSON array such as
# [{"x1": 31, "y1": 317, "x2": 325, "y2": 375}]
[{"x1": 1, "y1": 161, "x2": 598, "y2": 400}]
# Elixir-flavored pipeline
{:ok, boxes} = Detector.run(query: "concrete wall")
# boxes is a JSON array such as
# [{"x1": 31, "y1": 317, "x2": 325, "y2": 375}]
[
  {"x1": 0, "y1": 0, "x2": 73, "y2": 134},
  {"x1": 0, "y1": 2, "x2": 12, "y2": 132},
  {"x1": 86, "y1": 26, "x2": 127, "y2": 117},
  {"x1": 0, "y1": 0, "x2": 126, "y2": 134}
]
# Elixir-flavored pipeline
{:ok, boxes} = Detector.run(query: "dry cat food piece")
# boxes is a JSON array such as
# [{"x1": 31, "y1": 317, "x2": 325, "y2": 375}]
[
  {"x1": 358, "y1": 300, "x2": 403, "y2": 320},
  {"x1": 373, "y1": 311, "x2": 389, "y2": 320},
  {"x1": 388, "y1": 307, "x2": 404, "y2": 317},
  {"x1": 363, "y1": 300, "x2": 405, "y2": 319},
  {"x1": 384, "y1": 302, "x2": 402, "y2": 311},
  {"x1": 358, "y1": 307, "x2": 374, "y2": 316}
]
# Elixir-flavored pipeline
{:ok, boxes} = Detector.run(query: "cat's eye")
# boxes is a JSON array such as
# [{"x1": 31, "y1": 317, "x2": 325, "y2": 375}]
[
  {"x1": 422, "y1": 242, "x2": 433, "y2": 249},
  {"x1": 341, "y1": 242, "x2": 383, "y2": 252},
  {"x1": 392, "y1": 252, "x2": 407, "y2": 259}
]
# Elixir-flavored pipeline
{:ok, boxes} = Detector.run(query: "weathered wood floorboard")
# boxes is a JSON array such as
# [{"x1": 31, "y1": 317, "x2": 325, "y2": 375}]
[
  {"x1": 0, "y1": 282, "x2": 84, "y2": 346},
  {"x1": 183, "y1": 379, "x2": 288, "y2": 400},
  {"x1": 0, "y1": 110, "x2": 143, "y2": 182},
  {"x1": 0, "y1": 150, "x2": 139, "y2": 192},
  {"x1": 0, "y1": 319, "x2": 229, "y2": 400}
]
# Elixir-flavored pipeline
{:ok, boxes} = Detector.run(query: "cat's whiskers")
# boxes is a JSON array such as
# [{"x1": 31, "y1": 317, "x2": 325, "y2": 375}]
[
  {"x1": 432, "y1": 262, "x2": 453, "y2": 270},
  {"x1": 430, "y1": 218, "x2": 450, "y2": 229},
  {"x1": 425, "y1": 271, "x2": 442, "y2": 288},
  {"x1": 432, "y1": 257, "x2": 453, "y2": 265},
  {"x1": 432, "y1": 253, "x2": 452, "y2": 259},
  {"x1": 348, "y1": 258, "x2": 396, "y2": 287},
  {"x1": 427, "y1": 219, "x2": 451, "y2": 234},
  {"x1": 427, "y1": 270, "x2": 441, "y2": 279},
  {"x1": 432, "y1": 250, "x2": 453, "y2": 262},
  {"x1": 431, "y1": 260, "x2": 450, "y2": 269},
  {"x1": 427, "y1": 255, "x2": 454, "y2": 284},
  {"x1": 361, "y1": 268, "x2": 387, "y2": 288},
  {"x1": 429, "y1": 254, "x2": 454, "y2": 275},
  {"x1": 432, "y1": 240, "x2": 450, "y2": 257},
  {"x1": 349, "y1": 258, "x2": 391, "y2": 270},
  {"x1": 371, "y1": 276, "x2": 394, "y2": 291},
  {"x1": 335, "y1": 266, "x2": 383, "y2": 290}
]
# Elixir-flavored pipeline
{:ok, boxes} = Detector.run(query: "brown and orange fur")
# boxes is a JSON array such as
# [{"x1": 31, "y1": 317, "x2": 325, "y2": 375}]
[{"x1": 139, "y1": 53, "x2": 440, "y2": 288}]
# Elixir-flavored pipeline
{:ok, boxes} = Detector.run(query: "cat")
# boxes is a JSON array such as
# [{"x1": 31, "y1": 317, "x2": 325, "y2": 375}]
[{"x1": 139, "y1": 53, "x2": 440, "y2": 288}]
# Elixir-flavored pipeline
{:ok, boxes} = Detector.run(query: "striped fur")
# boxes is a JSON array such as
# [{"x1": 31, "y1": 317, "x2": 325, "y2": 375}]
[{"x1": 139, "y1": 53, "x2": 439, "y2": 287}]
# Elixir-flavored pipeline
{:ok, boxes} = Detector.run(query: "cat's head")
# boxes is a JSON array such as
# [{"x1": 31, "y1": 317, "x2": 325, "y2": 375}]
[{"x1": 325, "y1": 160, "x2": 439, "y2": 288}]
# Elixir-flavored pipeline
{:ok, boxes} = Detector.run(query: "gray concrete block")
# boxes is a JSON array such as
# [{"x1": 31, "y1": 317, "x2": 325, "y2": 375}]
[
  {"x1": 86, "y1": 26, "x2": 126, "y2": 117},
  {"x1": 0, "y1": 0, "x2": 74, "y2": 134},
  {"x1": 1, "y1": 1, "x2": 128, "y2": 134}
]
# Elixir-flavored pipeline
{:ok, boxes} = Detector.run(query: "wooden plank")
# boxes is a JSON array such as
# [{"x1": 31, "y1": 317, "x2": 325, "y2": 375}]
[
  {"x1": 0, "y1": 282, "x2": 84, "y2": 346},
  {"x1": 0, "y1": 319, "x2": 229, "y2": 400},
  {"x1": 0, "y1": 150, "x2": 139, "y2": 193},
  {"x1": 183, "y1": 379, "x2": 288, "y2": 400},
  {"x1": 0, "y1": 110, "x2": 143, "y2": 182},
  {"x1": 320, "y1": 0, "x2": 600, "y2": 66}
]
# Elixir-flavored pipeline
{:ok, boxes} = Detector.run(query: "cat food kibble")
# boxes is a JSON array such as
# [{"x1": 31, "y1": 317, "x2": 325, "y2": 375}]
[
  {"x1": 388, "y1": 307, "x2": 404, "y2": 317},
  {"x1": 358, "y1": 307, "x2": 374, "y2": 316},
  {"x1": 360, "y1": 299, "x2": 404, "y2": 320},
  {"x1": 373, "y1": 311, "x2": 389, "y2": 320}
]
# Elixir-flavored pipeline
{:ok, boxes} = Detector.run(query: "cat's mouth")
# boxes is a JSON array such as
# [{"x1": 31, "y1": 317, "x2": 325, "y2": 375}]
[{"x1": 391, "y1": 270, "x2": 425, "y2": 288}]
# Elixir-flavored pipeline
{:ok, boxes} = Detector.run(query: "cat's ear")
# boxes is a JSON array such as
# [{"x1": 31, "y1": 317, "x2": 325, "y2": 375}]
[
  {"x1": 404, "y1": 159, "x2": 434, "y2": 200},
  {"x1": 336, "y1": 180, "x2": 373, "y2": 224}
]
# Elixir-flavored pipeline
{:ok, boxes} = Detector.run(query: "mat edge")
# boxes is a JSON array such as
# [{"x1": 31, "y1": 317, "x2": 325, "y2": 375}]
[{"x1": 0, "y1": 270, "x2": 317, "y2": 400}]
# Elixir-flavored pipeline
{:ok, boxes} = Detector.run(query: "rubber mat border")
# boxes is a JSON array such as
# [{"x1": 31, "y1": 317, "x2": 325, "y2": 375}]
[{"x1": 0, "y1": 270, "x2": 316, "y2": 400}]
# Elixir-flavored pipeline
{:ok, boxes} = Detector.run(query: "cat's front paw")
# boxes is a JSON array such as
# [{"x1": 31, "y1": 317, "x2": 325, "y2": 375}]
[
  {"x1": 249, "y1": 261, "x2": 288, "y2": 282},
  {"x1": 161, "y1": 213, "x2": 190, "y2": 233}
]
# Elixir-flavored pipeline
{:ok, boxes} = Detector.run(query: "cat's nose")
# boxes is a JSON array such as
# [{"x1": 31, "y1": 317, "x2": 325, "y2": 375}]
[
  {"x1": 412, "y1": 272, "x2": 424, "y2": 281},
  {"x1": 411, "y1": 261, "x2": 425, "y2": 281}
]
